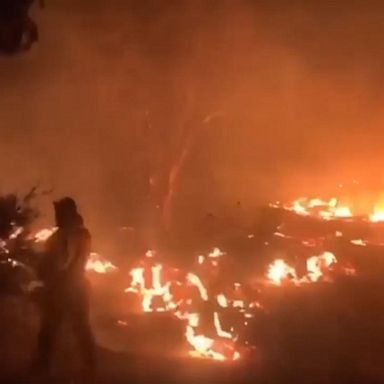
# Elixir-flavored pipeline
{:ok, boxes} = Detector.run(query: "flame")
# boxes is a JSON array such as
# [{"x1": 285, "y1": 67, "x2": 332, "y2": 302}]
[
  {"x1": 267, "y1": 252, "x2": 338, "y2": 285},
  {"x1": 187, "y1": 272, "x2": 209, "y2": 301},
  {"x1": 86, "y1": 252, "x2": 117, "y2": 274},
  {"x1": 31, "y1": 227, "x2": 117, "y2": 274},
  {"x1": 208, "y1": 247, "x2": 225, "y2": 258},
  {"x1": 9, "y1": 227, "x2": 24, "y2": 239},
  {"x1": 124, "y1": 250, "x2": 242, "y2": 361},
  {"x1": 198, "y1": 255, "x2": 205, "y2": 264},
  {"x1": 34, "y1": 227, "x2": 57, "y2": 242},
  {"x1": 125, "y1": 263, "x2": 176, "y2": 312},
  {"x1": 185, "y1": 311, "x2": 238, "y2": 361},
  {"x1": 306, "y1": 252, "x2": 337, "y2": 282},
  {"x1": 217, "y1": 294, "x2": 228, "y2": 308},
  {"x1": 267, "y1": 259, "x2": 297, "y2": 285},
  {"x1": 333, "y1": 206, "x2": 352, "y2": 218},
  {"x1": 369, "y1": 207, "x2": 384, "y2": 222},
  {"x1": 275, "y1": 193, "x2": 384, "y2": 222},
  {"x1": 279, "y1": 197, "x2": 353, "y2": 220},
  {"x1": 185, "y1": 324, "x2": 222, "y2": 360},
  {"x1": 351, "y1": 239, "x2": 367, "y2": 246}
]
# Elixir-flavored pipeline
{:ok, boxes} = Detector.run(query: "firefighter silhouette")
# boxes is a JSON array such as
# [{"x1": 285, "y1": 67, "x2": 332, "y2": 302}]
[{"x1": 34, "y1": 197, "x2": 96, "y2": 378}]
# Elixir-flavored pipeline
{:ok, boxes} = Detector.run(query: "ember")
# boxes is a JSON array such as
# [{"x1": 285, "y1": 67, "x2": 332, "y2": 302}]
[
  {"x1": 267, "y1": 252, "x2": 338, "y2": 285},
  {"x1": 124, "y1": 249, "x2": 246, "y2": 361},
  {"x1": 86, "y1": 252, "x2": 117, "y2": 274},
  {"x1": 267, "y1": 259, "x2": 297, "y2": 285},
  {"x1": 33, "y1": 227, "x2": 57, "y2": 243},
  {"x1": 272, "y1": 194, "x2": 384, "y2": 222}
]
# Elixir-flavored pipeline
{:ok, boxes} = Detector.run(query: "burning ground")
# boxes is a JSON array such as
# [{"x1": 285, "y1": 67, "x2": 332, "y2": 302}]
[{"x1": 1, "y1": 191, "x2": 384, "y2": 383}]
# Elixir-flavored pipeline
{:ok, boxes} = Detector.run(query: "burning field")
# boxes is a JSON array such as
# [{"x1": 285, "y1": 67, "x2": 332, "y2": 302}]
[
  {"x1": 75, "y1": 190, "x2": 384, "y2": 382},
  {"x1": 2, "y1": 189, "x2": 384, "y2": 383}
]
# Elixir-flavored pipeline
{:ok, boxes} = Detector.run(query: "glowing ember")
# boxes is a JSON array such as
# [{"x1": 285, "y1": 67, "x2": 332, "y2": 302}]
[
  {"x1": 33, "y1": 227, "x2": 57, "y2": 242},
  {"x1": 369, "y1": 207, "x2": 384, "y2": 222},
  {"x1": 267, "y1": 259, "x2": 297, "y2": 285},
  {"x1": 217, "y1": 294, "x2": 228, "y2": 308},
  {"x1": 273, "y1": 193, "x2": 384, "y2": 222},
  {"x1": 187, "y1": 272, "x2": 209, "y2": 301},
  {"x1": 125, "y1": 262, "x2": 176, "y2": 312},
  {"x1": 267, "y1": 252, "x2": 338, "y2": 285},
  {"x1": 208, "y1": 247, "x2": 225, "y2": 258},
  {"x1": 185, "y1": 311, "x2": 238, "y2": 361},
  {"x1": 306, "y1": 252, "x2": 337, "y2": 282},
  {"x1": 351, "y1": 239, "x2": 367, "y2": 246},
  {"x1": 286, "y1": 197, "x2": 353, "y2": 220},
  {"x1": 124, "y1": 250, "x2": 243, "y2": 361},
  {"x1": 9, "y1": 227, "x2": 23, "y2": 239},
  {"x1": 86, "y1": 252, "x2": 117, "y2": 274},
  {"x1": 333, "y1": 206, "x2": 353, "y2": 218},
  {"x1": 198, "y1": 255, "x2": 205, "y2": 264}
]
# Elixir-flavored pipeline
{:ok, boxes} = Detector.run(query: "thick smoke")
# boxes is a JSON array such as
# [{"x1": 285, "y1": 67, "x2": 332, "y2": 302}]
[{"x1": 0, "y1": 1, "x2": 384, "y2": 247}]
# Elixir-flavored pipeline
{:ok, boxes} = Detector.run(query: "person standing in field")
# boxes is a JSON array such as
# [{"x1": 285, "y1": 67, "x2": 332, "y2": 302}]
[{"x1": 34, "y1": 197, "x2": 96, "y2": 380}]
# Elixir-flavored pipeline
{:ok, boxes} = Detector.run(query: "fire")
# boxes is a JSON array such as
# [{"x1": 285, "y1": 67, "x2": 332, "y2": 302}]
[
  {"x1": 28, "y1": 223, "x2": 360, "y2": 362},
  {"x1": 267, "y1": 252, "x2": 338, "y2": 285},
  {"x1": 185, "y1": 312, "x2": 239, "y2": 361},
  {"x1": 31, "y1": 227, "x2": 117, "y2": 274},
  {"x1": 369, "y1": 206, "x2": 384, "y2": 222},
  {"x1": 208, "y1": 247, "x2": 226, "y2": 258},
  {"x1": 186, "y1": 272, "x2": 209, "y2": 301},
  {"x1": 274, "y1": 193, "x2": 384, "y2": 222},
  {"x1": 9, "y1": 227, "x2": 24, "y2": 239},
  {"x1": 217, "y1": 294, "x2": 228, "y2": 308},
  {"x1": 283, "y1": 197, "x2": 353, "y2": 220},
  {"x1": 125, "y1": 250, "x2": 181, "y2": 313},
  {"x1": 333, "y1": 206, "x2": 353, "y2": 218},
  {"x1": 185, "y1": 324, "x2": 223, "y2": 360},
  {"x1": 351, "y1": 239, "x2": 366, "y2": 246},
  {"x1": 125, "y1": 263, "x2": 175, "y2": 312},
  {"x1": 85, "y1": 252, "x2": 117, "y2": 274},
  {"x1": 267, "y1": 259, "x2": 297, "y2": 285},
  {"x1": 369, "y1": 194, "x2": 384, "y2": 222},
  {"x1": 306, "y1": 252, "x2": 337, "y2": 282},
  {"x1": 33, "y1": 227, "x2": 57, "y2": 242},
  {"x1": 124, "y1": 249, "x2": 244, "y2": 361}
]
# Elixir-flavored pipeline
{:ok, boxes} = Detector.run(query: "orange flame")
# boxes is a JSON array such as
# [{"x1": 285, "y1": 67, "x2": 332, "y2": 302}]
[
  {"x1": 125, "y1": 250, "x2": 242, "y2": 361},
  {"x1": 274, "y1": 194, "x2": 384, "y2": 222},
  {"x1": 267, "y1": 259, "x2": 297, "y2": 285},
  {"x1": 306, "y1": 252, "x2": 337, "y2": 282},
  {"x1": 86, "y1": 252, "x2": 117, "y2": 274},
  {"x1": 267, "y1": 251, "x2": 338, "y2": 285},
  {"x1": 33, "y1": 227, "x2": 57, "y2": 242}
]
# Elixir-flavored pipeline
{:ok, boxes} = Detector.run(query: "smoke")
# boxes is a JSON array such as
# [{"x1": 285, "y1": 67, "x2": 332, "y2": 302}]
[{"x1": 0, "y1": 1, "x2": 384, "y2": 244}]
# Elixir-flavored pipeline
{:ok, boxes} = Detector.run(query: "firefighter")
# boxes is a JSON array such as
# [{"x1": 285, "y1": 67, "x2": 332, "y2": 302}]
[{"x1": 34, "y1": 197, "x2": 96, "y2": 379}]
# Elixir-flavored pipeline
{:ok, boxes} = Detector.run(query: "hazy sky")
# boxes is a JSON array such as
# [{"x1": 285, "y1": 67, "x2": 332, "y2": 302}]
[{"x1": 1, "y1": 1, "x2": 384, "y2": 238}]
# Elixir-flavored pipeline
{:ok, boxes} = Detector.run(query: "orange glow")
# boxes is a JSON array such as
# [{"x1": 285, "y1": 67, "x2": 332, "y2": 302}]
[
  {"x1": 267, "y1": 251, "x2": 338, "y2": 285},
  {"x1": 369, "y1": 207, "x2": 384, "y2": 222},
  {"x1": 33, "y1": 227, "x2": 57, "y2": 242},
  {"x1": 306, "y1": 252, "x2": 337, "y2": 282},
  {"x1": 274, "y1": 193, "x2": 384, "y2": 222},
  {"x1": 267, "y1": 259, "x2": 297, "y2": 285},
  {"x1": 85, "y1": 252, "x2": 117, "y2": 274},
  {"x1": 124, "y1": 250, "x2": 242, "y2": 361}
]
